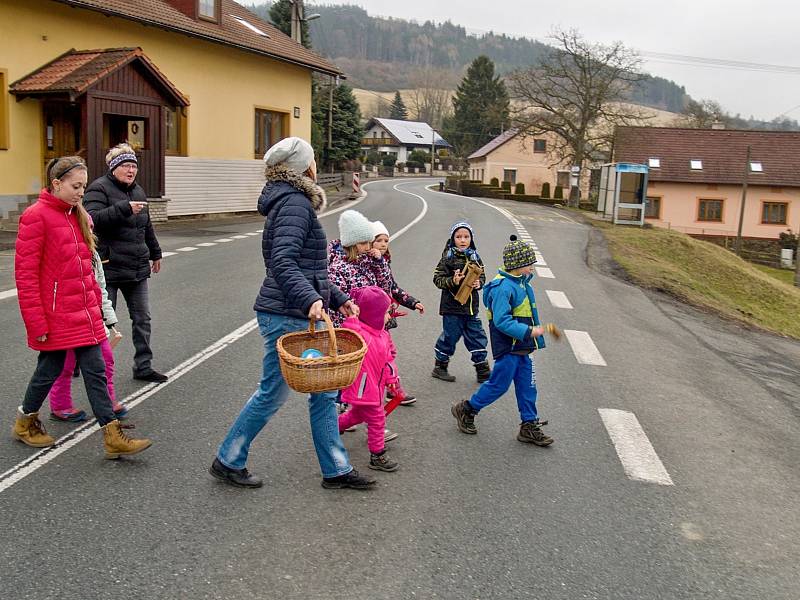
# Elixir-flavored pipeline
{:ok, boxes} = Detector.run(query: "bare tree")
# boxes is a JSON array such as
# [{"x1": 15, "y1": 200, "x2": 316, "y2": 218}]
[
  {"x1": 407, "y1": 67, "x2": 456, "y2": 129},
  {"x1": 671, "y1": 98, "x2": 725, "y2": 128},
  {"x1": 507, "y1": 28, "x2": 649, "y2": 205}
]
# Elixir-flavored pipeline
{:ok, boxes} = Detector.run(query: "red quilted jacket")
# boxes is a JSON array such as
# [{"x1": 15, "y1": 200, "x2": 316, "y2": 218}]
[{"x1": 15, "y1": 190, "x2": 106, "y2": 351}]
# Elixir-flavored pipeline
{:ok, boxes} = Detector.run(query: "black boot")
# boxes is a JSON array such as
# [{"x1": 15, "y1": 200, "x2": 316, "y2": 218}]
[
  {"x1": 321, "y1": 469, "x2": 377, "y2": 490},
  {"x1": 432, "y1": 359, "x2": 456, "y2": 382},
  {"x1": 474, "y1": 361, "x2": 491, "y2": 383},
  {"x1": 451, "y1": 400, "x2": 477, "y2": 434},
  {"x1": 209, "y1": 458, "x2": 263, "y2": 488}
]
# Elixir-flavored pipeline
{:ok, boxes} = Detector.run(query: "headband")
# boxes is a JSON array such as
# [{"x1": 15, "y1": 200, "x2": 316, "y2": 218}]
[
  {"x1": 52, "y1": 162, "x2": 84, "y2": 181},
  {"x1": 108, "y1": 152, "x2": 138, "y2": 171}
]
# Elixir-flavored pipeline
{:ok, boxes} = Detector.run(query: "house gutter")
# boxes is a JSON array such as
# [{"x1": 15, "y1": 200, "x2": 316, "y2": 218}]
[{"x1": 50, "y1": 0, "x2": 345, "y2": 79}]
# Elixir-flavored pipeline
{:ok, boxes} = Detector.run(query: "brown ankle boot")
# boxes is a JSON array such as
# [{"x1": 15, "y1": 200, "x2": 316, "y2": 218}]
[
  {"x1": 102, "y1": 420, "x2": 152, "y2": 459},
  {"x1": 12, "y1": 408, "x2": 55, "y2": 448}
]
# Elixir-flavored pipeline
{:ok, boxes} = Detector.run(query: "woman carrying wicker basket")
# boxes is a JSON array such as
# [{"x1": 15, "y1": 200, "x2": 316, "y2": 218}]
[{"x1": 210, "y1": 138, "x2": 374, "y2": 491}]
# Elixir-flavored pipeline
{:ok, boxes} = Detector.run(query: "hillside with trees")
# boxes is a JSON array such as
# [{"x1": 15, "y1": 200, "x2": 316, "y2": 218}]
[{"x1": 248, "y1": 2, "x2": 687, "y2": 113}]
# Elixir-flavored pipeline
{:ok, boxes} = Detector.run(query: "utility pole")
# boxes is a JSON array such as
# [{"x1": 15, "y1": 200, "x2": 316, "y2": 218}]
[
  {"x1": 734, "y1": 145, "x2": 751, "y2": 256},
  {"x1": 430, "y1": 127, "x2": 436, "y2": 175},
  {"x1": 290, "y1": 0, "x2": 303, "y2": 44},
  {"x1": 795, "y1": 224, "x2": 800, "y2": 287},
  {"x1": 327, "y1": 75, "x2": 335, "y2": 172}
]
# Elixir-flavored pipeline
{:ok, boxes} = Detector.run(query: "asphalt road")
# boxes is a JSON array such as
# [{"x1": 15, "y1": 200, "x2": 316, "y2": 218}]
[{"x1": 0, "y1": 178, "x2": 797, "y2": 599}]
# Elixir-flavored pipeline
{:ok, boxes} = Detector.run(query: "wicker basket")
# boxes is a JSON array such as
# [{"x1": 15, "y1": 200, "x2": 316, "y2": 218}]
[{"x1": 276, "y1": 312, "x2": 367, "y2": 393}]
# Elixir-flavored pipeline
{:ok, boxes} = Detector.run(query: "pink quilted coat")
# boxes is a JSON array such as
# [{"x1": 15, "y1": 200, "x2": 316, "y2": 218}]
[
  {"x1": 15, "y1": 190, "x2": 107, "y2": 351},
  {"x1": 339, "y1": 316, "x2": 398, "y2": 406}
]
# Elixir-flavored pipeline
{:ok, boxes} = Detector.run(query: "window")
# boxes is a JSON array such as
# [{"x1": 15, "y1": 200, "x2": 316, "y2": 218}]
[
  {"x1": 533, "y1": 139, "x2": 546, "y2": 153},
  {"x1": 698, "y1": 199, "x2": 723, "y2": 222},
  {"x1": 254, "y1": 109, "x2": 288, "y2": 158},
  {"x1": 165, "y1": 105, "x2": 187, "y2": 156},
  {"x1": 762, "y1": 202, "x2": 788, "y2": 224},
  {"x1": 0, "y1": 69, "x2": 8, "y2": 150},
  {"x1": 198, "y1": 0, "x2": 218, "y2": 20},
  {"x1": 690, "y1": 159, "x2": 703, "y2": 170},
  {"x1": 503, "y1": 169, "x2": 517, "y2": 185},
  {"x1": 645, "y1": 196, "x2": 661, "y2": 219},
  {"x1": 648, "y1": 157, "x2": 660, "y2": 168},
  {"x1": 750, "y1": 161, "x2": 763, "y2": 172}
]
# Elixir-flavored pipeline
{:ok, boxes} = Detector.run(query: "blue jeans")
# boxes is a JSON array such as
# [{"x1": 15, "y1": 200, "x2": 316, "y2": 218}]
[
  {"x1": 217, "y1": 311, "x2": 353, "y2": 478},
  {"x1": 468, "y1": 353, "x2": 539, "y2": 422},
  {"x1": 434, "y1": 314, "x2": 488, "y2": 364}
]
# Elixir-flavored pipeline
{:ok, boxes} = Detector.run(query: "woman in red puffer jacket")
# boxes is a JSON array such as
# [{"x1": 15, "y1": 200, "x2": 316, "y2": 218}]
[{"x1": 13, "y1": 156, "x2": 151, "y2": 460}]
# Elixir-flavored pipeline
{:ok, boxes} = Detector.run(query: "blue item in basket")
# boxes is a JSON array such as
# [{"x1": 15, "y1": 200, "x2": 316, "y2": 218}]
[{"x1": 301, "y1": 348, "x2": 324, "y2": 360}]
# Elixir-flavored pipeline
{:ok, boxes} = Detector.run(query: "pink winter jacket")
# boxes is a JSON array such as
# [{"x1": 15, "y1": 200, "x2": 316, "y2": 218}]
[
  {"x1": 340, "y1": 316, "x2": 398, "y2": 406},
  {"x1": 15, "y1": 190, "x2": 107, "y2": 351}
]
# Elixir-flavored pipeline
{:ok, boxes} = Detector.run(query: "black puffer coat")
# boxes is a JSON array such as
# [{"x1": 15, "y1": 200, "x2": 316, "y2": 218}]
[
  {"x1": 83, "y1": 172, "x2": 162, "y2": 283},
  {"x1": 253, "y1": 165, "x2": 349, "y2": 318}
]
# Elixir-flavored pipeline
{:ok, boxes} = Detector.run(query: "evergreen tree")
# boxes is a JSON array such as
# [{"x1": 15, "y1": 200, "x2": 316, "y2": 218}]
[
  {"x1": 268, "y1": 0, "x2": 312, "y2": 48},
  {"x1": 444, "y1": 56, "x2": 509, "y2": 157},
  {"x1": 323, "y1": 83, "x2": 363, "y2": 167},
  {"x1": 389, "y1": 91, "x2": 409, "y2": 120}
]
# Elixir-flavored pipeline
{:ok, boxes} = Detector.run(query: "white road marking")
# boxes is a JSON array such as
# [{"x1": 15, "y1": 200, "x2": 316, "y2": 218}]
[
  {"x1": 564, "y1": 330, "x2": 607, "y2": 366},
  {"x1": 535, "y1": 267, "x2": 554, "y2": 278},
  {"x1": 0, "y1": 288, "x2": 18, "y2": 301},
  {"x1": 214, "y1": 238, "x2": 233, "y2": 243},
  {"x1": 176, "y1": 246, "x2": 198, "y2": 252},
  {"x1": 232, "y1": 235, "x2": 248, "y2": 239},
  {"x1": 534, "y1": 253, "x2": 547, "y2": 266},
  {"x1": 245, "y1": 232, "x2": 260, "y2": 236},
  {"x1": 161, "y1": 251, "x2": 177, "y2": 257},
  {"x1": 389, "y1": 183, "x2": 429, "y2": 239},
  {"x1": 0, "y1": 319, "x2": 259, "y2": 494},
  {"x1": 545, "y1": 290, "x2": 573, "y2": 309},
  {"x1": 599, "y1": 409, "x2": 674, "y2": 486},
  {"x1": 195, "y1": 242, "x2": 217, "y2": 247}
]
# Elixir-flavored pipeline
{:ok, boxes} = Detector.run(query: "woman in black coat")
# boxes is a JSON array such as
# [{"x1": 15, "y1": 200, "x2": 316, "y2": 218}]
[
  {"x1": 83, "y1": 143, "x2": 166, "y2": 383},
  {"x1": 210, "y1": 137, "x2": 375, "y2": 491}
]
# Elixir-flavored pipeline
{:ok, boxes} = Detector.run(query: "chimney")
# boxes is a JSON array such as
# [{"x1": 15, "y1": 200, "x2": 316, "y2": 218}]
[
  {"x1": 711, "y1": 120, "x2": 726, "y2": 130},
  {"x1": 164, "y1": 0, "x2": 197, "y2": 20}
]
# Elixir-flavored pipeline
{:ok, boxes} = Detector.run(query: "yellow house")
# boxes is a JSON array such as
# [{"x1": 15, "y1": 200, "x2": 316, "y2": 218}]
[
  {"x1": 467, "y1": 128, "x2": 586, "y2": 196},
  {"x1": 0, "y1": 0, "x2": 342, "y2": 220}
]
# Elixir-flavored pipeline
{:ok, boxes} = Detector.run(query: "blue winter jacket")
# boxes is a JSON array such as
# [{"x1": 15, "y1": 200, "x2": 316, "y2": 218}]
[
  {"x1": 483, "y1": 269, "x2": 546, "y2": 360},
  {"x1": 253, "y1": 168, "x2": 348, "y2": 318}
]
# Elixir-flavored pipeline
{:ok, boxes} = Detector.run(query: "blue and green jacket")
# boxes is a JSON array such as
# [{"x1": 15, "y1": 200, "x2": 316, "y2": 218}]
[{"x1": 483, "y1": 270, "x2": 546, "y2": 360}]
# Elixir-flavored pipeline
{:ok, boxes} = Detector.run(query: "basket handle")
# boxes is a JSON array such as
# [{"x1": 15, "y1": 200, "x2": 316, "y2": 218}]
[{"x1": 308, "y1": 311, "x2": 338, "y2": 357}]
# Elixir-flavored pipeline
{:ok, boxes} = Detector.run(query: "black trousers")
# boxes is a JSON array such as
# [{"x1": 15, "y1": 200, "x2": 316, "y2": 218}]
[
  {"x1": 22, "y1": 345, "x2": 116, "y2": 426},
  {"x1": 106, "y1": 278, "x2": 153, "y2": 375}
]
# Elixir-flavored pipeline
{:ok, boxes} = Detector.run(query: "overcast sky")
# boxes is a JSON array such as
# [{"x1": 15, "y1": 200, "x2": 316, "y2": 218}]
[{"x1": 255, "y1": 1, "x2": 800, "y2": 120}]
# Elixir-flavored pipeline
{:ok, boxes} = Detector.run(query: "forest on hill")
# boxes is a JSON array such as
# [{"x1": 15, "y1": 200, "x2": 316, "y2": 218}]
[{"x1": 248, "y1": 3, "x2": 687, "y2": 113}]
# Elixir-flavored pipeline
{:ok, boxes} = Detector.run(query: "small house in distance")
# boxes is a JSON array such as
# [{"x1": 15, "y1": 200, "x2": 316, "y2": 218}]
[
  {"x1": 361, "y1": 118, "x2": 451, "y2": 163},
  {"x1": 614, "y1": 126, "x2": 800, "y2": 240}
]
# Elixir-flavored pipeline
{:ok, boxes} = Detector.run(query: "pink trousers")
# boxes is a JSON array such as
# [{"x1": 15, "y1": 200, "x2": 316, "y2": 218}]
[
  {"x1": 338, "y1": 403, "x2": 385, "y2": 454},
  {"x1": 49, "y1": 338, "x2": 116, "y2": 412}
]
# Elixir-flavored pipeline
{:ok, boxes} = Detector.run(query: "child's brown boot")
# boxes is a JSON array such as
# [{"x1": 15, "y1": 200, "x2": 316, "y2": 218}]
[
  {"x1": 517, "y1": 421, "x2": 553, "y2": 446},
  {"x1": 103, "y1": 420, "x2": 152, "y2": 459},
  {"x1": 12, "y1": 407, "x2": 55, "y2": 448},
  {"x1": 451, "y1": 400, "x2": 477, "y2": 434},
  {"x1": 432, "y1": 359, "x2": 456, "y2": 382}
]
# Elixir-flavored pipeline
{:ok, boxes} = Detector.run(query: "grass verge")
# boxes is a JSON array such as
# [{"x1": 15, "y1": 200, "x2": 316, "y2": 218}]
[{"x1": 592, "y1": 220, "x2": 800, "y2": 339}]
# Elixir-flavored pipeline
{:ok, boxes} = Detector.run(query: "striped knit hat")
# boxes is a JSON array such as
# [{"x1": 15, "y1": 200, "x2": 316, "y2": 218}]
[{"x1": 502, "y1": 235, "x2": 536, "y2": 271}]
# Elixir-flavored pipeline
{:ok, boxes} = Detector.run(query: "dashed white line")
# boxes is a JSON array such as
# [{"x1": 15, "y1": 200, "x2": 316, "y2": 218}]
[
  {"x1": 0, "y1": 289, "x2": 17, "y2": 301},
  {"x1": 195, "y1": 242, "x2": 217, "y2": 247},
  {"x1": 545, "y1": 290, "x2": 573, "y2": 309},
  {"x1": 564, "y1": 330, "x2": 607, "y2": 366},
  {"x1": 231, "y1": 235, "x2": 248, "y2": 239},
  {"x1": 245, "y1": 232, "x2": 260, "y2": 236},
  {"x1": 535, "y1": 267, "x2": 554, "y2": 278},
  {"x1": 176, "y1": 246, "x2": 198, "y2": 252},
  {"x1": 161, "y1": 251, "x2": 177, "y2": 257},
  {"x1": 214, "y1": 238, "x2": 234, "y2": 243},
  {"x1": 599, "y1": 409, "x2": 674, "y2": 486},
  {"x1": 534, "y1": 254, "x2": 547, "y2": 266}
]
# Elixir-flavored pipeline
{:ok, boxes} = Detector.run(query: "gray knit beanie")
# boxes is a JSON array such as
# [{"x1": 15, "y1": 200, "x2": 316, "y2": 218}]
[
  {"x1": 338, "y1": 210, "x2": 375, "y2": 248},
  {"x1": 262, "y1": 137, "x2": 315, "y2": 174}
]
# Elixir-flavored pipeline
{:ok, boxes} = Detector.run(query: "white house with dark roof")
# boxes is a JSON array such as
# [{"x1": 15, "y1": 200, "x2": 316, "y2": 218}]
[{"x1": 361, "y1": 118, "x2": 451, "y2": 163}]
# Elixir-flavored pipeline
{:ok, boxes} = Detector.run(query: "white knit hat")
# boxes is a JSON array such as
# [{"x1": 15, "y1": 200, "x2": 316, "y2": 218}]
[
  {"x1": 338, "y1": 210, "x2": 375, "y2": 248},
  {"x1": 371, "y1": 220, "x2": 389, "y2": 239},
  {"x1": 262, "y1": 137, "x2": 315, "y2": 174}
]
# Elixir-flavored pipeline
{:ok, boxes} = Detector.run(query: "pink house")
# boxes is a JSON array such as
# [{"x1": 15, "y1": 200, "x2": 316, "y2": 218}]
[{"x1": 613, "y1": 127, "x2": 800, "y2": 240}]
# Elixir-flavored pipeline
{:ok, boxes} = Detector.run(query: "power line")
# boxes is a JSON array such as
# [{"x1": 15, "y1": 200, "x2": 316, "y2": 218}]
[{"x1": 639, "y1": 51, "x2": 800, "y2": 75}]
